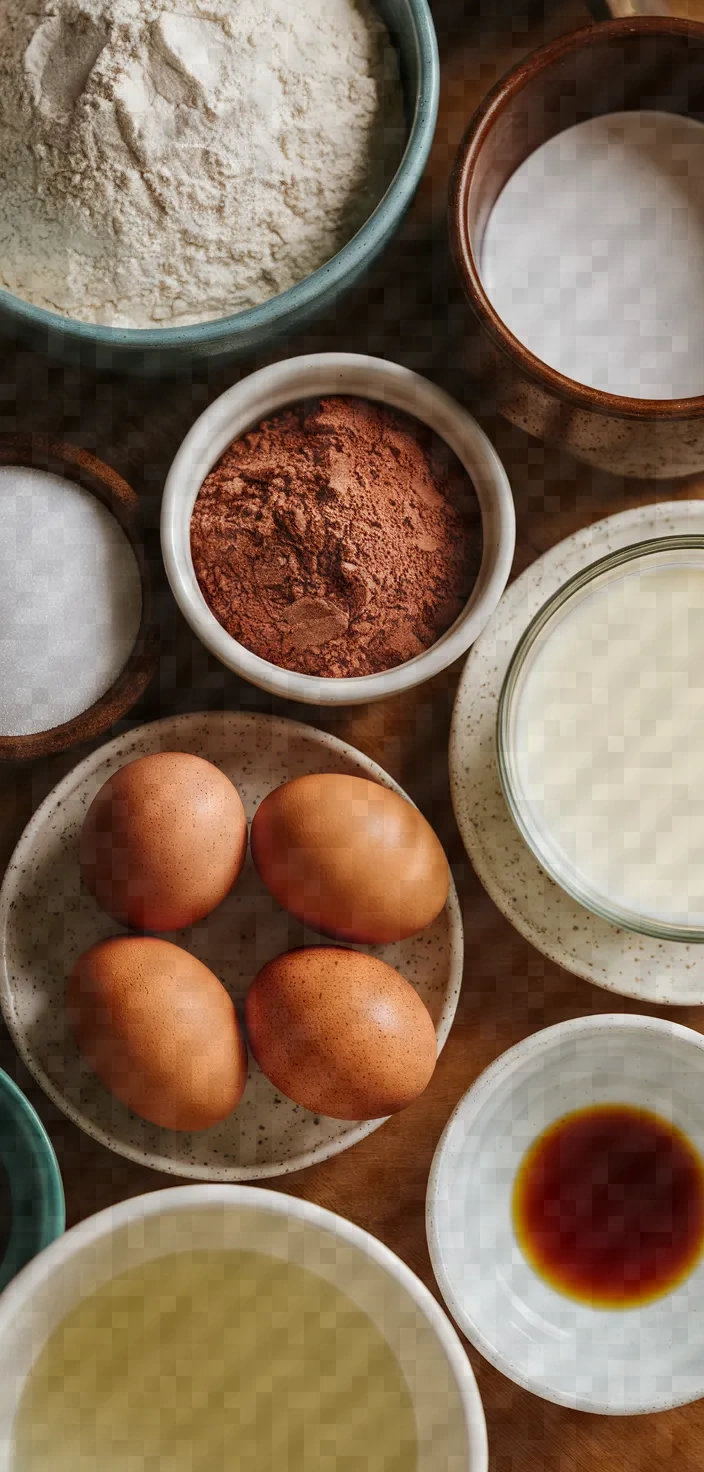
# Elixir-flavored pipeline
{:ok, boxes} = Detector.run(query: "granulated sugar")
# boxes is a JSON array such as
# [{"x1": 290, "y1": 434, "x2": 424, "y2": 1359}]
[
  {"x1": 481, "y1": 110, "x2": 704, "y2": 399},
  {"x1": 0, "y1": 468, "x2": 142, "y2": 736}
]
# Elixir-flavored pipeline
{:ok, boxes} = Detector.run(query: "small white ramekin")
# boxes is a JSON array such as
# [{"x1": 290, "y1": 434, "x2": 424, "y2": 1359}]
[
  {"x1": 0, "y1": 1185, "x2": 488, "y2": 1471},
  {"x1": 161, "y1": 353, "x2": 515, "y2": 705},
  {"x1": 426, "y1": 1014, "x2": 704, "y2": 1416}
]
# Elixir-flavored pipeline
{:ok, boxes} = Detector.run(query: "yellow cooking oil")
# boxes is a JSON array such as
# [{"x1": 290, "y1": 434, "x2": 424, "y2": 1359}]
[{"x1": 13, "y1": 1249, "x2": 418, "y2": 1471}]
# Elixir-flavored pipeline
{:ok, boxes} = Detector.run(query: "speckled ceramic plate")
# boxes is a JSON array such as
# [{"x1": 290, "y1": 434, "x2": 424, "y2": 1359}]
[
  {"x1": 450, "y1": 500, "x2": 704, "y2": 1005},
  {"x1": 0, "y1": 712, "x2": 463, "y2": 1181}
]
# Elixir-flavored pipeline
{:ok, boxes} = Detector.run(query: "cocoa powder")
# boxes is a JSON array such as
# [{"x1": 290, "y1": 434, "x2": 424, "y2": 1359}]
[{"x1": 190, "y1": 395, "x2": 482, "y2": 679}]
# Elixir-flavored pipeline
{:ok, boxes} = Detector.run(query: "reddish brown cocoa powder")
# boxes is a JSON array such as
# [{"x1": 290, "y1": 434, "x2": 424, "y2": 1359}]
[{"x1": 190, "y1": 395, "x2": 482, "y2": 678}]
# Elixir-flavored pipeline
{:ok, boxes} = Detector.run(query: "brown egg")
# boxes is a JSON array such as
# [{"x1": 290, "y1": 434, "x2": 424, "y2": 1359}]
[
  {"x1": 80, "y1": 751, "x2": 248, "y2": 932},
  {"x1": 245, "y1": 946, "x2": 437, "y2": 1120},
  {"x1": 67, "y1": 936, "x2": 247, "y2": 1131},
  {"x1": 250, "y1": 773, "x2": 449, "y2": 943}
]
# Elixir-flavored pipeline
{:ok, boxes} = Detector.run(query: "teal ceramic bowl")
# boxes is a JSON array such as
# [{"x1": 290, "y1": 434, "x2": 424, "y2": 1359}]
[
  {"x1": 0, "y1": 1071, "x2": 64, "y2": 1293},
  {"x1": 0, "y1": 0, "x2": 439, "y2": 377}
]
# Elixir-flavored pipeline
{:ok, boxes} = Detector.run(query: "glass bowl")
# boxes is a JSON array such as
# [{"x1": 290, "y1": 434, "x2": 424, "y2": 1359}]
[{"x1": 497, "y1": 535, "x2": 704, "y2": 942}]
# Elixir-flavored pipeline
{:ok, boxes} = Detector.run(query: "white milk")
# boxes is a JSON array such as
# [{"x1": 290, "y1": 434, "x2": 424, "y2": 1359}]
[
  {"x1": 480, "y1": 110, "x2": 704, "y2": 399},
  {"x1": 510, "y1": 557, "x2": 704, "y2": 928}
]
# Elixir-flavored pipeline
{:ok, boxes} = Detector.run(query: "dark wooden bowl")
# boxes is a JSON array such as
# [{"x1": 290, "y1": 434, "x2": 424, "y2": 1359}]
[
  {"x1": 450, "y1": 17, "x2": 704, "y2": 478},
  {"x1": 0, "y1": 437, "x2": 158, "y2": 761}
]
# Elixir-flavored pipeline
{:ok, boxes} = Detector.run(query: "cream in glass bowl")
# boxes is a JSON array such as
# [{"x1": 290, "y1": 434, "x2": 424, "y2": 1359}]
[{"x1": 497, "y1": 536, "x2": 704, "y2": 942}]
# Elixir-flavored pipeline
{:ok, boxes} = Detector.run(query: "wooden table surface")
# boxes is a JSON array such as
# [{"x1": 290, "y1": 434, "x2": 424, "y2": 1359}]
[{"x1": 2, "y1": 2, "x2": 702, "y2": 1467}]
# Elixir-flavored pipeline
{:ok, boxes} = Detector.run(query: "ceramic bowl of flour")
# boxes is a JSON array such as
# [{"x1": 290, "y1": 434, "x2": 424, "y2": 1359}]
[
  {"x1": 0, "y1": 0, "x2": 438, "y2": 376},
  {"x1": 497, "y1": 535, "x2": 704, "y2": 943},
  {"x1": 161, "y1": 352, "x2": 515, "y2": 706}
]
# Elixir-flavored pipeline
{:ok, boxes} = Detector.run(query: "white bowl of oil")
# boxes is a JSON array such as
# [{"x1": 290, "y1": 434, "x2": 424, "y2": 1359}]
[{"x1": 0, "y1": 1184, "x2": 487, "y2": 1472}]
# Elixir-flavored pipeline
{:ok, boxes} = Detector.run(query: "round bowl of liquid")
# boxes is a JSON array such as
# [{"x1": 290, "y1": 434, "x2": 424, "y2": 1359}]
[
  {"x1": 0, "y1": 1070, "x2": 64, "y2": 1294},
  {"x1": 426, "y1": 1014, "x2": 704, "y2": 1414},
  {"x1": 497, "y1": 535, "x2": 704, "y2": 942},
  {"x1": 0, "y1": 1184, "x2": 488, "y2": 1471}
]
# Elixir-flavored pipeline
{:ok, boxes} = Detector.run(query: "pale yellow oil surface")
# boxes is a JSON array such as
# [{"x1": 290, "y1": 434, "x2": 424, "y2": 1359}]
[{"x1": 13, "y1": 1250, "x2": 418, "y2": 1471}]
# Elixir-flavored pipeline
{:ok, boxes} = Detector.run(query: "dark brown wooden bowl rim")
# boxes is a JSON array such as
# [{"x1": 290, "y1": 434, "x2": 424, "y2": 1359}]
[
  {"x1": 449, "y1": 15, "x2": 704, "y2": 421},
  {"x1": 0, "y1": 437, "x2": 158, "y2": 761}
]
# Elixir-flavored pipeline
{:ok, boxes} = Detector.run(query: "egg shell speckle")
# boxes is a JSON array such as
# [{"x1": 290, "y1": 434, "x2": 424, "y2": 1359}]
[
  {"x1": 245, "y1": 946, "x2": 438, "y2": 1120},
  {"x1": 451, "y1": 500, "x2": 704, "y2": 1005},
  {"x1": 67, "y1": 935, "x2": 247, "y2": 1131},
  {"x1": 0, "y1": 710, "x2": 463, "y2": 1180},
  {"x1": 251, "y1": 773, "x2": 450, "y2": 944},
  {"x1": 79, "y1": 751, "x2": 247, "y2": 932}
]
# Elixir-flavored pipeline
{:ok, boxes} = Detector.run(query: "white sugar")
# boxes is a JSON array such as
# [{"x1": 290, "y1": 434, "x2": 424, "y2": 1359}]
[
  {"x1": 0, "y1": 467, "x2": 142, "y2": 737},
  {"x1": 481, "y1": 110, "x2": 704, "y2": 399}
]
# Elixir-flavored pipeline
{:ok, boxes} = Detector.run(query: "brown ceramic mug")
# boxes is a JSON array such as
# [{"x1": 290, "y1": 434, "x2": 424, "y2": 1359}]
[{"x1": 450, "y1": 17, "x2": 704, "y2": 478}]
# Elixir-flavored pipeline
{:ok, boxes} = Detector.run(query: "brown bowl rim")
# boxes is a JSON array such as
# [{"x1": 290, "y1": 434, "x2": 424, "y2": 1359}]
[
  {"x1": 0, "y1": 437, "x2": 158, "y2": 761},
  {"x1": 449, "y1": 15, "x2": 704, "y2": 421}
]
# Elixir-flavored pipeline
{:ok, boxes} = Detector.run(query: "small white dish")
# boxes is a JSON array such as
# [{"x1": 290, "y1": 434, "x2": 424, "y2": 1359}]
[
  {"x1": 161, "y1": 352, "x2": 515, "y2": 705},
  {"x1": 426, "y1": 1014, "x2": 704, "y2": 1416},
  {"x1": 0, "y1": 1184, "x2": 488, "y2": 1472},
  {"x1": 0, "y1": 710, "x2": 463, "y2": 1181},
  {"x1": 449, "y1": 498, "x2": 704, "y2": 1004}
]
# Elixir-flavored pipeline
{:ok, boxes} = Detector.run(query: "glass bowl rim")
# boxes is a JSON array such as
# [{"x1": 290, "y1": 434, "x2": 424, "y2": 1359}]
[{"x1": 496, "y1": 533, "x2": 704, "y2": 943}]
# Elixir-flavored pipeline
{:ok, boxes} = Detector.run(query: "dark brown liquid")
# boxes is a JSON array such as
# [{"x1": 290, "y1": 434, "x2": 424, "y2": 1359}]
[{"x1": 513, "y1": 1105, "x2": 704, "y2": 1308}]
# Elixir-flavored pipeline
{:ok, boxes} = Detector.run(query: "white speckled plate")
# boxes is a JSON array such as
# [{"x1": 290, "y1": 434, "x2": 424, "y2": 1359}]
[
  {"x1": 0, "y1": 712, "x2": 463, "y2": 1181},
  {"x1": 450, "y1": 500, "x2": 704, "y2": 1005}
]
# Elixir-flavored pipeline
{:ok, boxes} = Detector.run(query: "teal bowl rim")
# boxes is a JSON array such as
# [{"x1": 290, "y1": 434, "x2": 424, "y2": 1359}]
[
  {"x1": 0, "y1": 1069, "x2": 64, "y2": 1292},
  {"x1": 0, "y1": 0, "x2": 439, "y2": 351}
]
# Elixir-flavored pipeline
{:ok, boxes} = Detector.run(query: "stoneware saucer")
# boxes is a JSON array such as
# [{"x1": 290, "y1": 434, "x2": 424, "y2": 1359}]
[
  {"x1": 449, "y1": 499, "x2": 704, "y2": 1004},
  {"x1": 0, "y1": 711, "x2": 463, "y2": 1181},
  {"x1": 426, "y1": 1014, "x2": 704, "y2": 1415}
]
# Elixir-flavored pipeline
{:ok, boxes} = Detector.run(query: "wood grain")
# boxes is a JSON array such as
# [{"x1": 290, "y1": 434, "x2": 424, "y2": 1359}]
[{"x1": 2, "y1": 1, "x2": 703, "y2": 1466}]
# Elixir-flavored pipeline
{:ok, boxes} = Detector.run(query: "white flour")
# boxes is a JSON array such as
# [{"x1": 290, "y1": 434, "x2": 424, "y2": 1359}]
[{"x1": 0, "y1": 0, "x2": 404, "y2": 327}]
